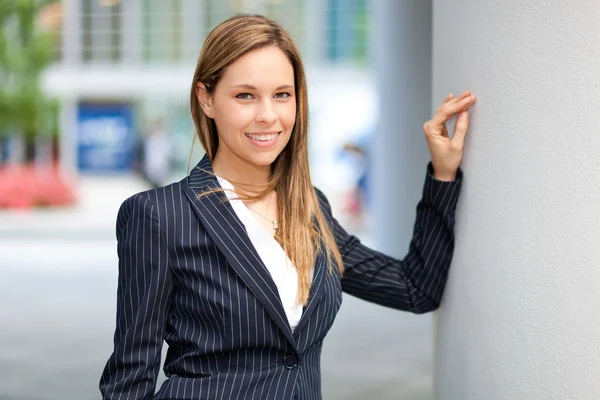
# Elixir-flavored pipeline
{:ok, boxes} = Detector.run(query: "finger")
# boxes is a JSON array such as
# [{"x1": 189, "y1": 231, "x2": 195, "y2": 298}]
[
  {"x1": 438, "y1": 91, "x2": 469, "y2": 116},
  {"x1": 448, "y1": 92, "x2": 475, "y2": 111},
  {"x1": 451, "y1": 111, "x2": 469, "y2": 150},
  {"x1": 443, "y1": 90, "x2": 470, "y2": 107},
  {"x1": 447, "y1": 90, "x2": 474, "y2": 110},
  {"x1": 442, "y1": 93, "x2": 454, "y2": 104},
  {"x1": 431, "y1": 93, "x2": 476, "y2": 126},
  {"x1": 454, "y1": 90, "x2": 471, "y2": 101}
]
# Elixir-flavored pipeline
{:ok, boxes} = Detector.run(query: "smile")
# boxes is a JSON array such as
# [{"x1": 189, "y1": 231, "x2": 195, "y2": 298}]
[
  {"x1": 244, "y1": 131, "x2": 281, "y2": 149},
  {"x1": 244, "y1": 132, "x2": 280, "y2": 141}
]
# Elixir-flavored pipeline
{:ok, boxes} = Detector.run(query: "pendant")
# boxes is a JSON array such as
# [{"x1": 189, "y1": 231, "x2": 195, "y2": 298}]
[{"x1": 273, "y1": 220, "x2": 279, "y2": 230}]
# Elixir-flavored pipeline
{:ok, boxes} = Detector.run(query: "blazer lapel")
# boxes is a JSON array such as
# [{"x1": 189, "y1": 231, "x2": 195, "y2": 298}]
[
  {"x1": 293, "y1": 243, "x2": 328, "y2": 335},
  {"x1": 183, "y1": 155, "x2": 296, "y2": 347}
]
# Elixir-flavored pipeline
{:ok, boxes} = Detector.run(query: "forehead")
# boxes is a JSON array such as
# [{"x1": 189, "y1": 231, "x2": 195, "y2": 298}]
[{"x1": 220, "y1": 46, "x2": 295, "y2": 87}]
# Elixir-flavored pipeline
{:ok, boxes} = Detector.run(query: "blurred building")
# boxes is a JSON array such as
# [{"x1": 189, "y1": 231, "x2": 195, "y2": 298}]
[{"x1": 42, "y1": 0, "x2": 372, "y2": 182}]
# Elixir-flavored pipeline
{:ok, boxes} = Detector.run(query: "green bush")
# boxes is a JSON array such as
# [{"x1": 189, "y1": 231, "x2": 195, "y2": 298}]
[{"x1": 0, "y1": 0, "x2": 58, "y2": 145}]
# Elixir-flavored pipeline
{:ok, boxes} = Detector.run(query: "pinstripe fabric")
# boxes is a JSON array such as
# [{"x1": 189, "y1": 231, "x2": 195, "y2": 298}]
[{"x1": 100, "y1": 154, "x2": 462, "y2": 400}]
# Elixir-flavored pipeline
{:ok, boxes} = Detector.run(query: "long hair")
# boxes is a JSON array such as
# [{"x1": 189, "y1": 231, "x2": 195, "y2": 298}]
[{"x1": 189, "y1": 14, "x2": 344, "y2": 305}]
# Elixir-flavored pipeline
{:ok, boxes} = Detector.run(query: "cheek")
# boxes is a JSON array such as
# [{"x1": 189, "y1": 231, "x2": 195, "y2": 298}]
[
  {"x1": 281, "y1": 103, "x2": 297, "y2": 129},
  {"x1": 217, "y1": 103, "x2": 254, "y2": 131}
]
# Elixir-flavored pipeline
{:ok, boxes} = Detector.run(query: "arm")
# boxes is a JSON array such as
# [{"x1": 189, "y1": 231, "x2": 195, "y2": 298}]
[
  {"x1": 100, "y1": 193, "x2": 173, "y2": 399},
  {"x1": 317, "y1": 163, "x2": 462, "y2": 314}
]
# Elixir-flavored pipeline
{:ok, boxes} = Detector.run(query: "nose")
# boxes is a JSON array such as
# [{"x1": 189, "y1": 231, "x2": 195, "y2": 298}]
[{"x1": 256, "y1": 99, "x2": 277, "y2": 125}]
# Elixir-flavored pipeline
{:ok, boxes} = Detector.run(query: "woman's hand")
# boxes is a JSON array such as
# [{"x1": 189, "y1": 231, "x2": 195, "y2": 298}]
[{"x1": 422, "y1": 90, "x2": 477, "y2": 181}]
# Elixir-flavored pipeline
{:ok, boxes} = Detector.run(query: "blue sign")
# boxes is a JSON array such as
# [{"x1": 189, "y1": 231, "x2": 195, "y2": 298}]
[{"x1": 77, "y1": 103, "x2": 135, "y2": 173}]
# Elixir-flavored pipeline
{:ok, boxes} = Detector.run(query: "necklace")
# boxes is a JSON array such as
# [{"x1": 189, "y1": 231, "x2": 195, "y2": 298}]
[
  {"x1": 246, "y1": 192, "x2": 278, "y2": 230},
  {"x1": 247, "y1": 207, "x2": 279, "y2": 230}
]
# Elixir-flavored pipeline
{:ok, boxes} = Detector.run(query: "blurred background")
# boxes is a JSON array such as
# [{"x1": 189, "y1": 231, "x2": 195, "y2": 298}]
[{"x1": 0, "y1": 1, "x2": 434, "y2": 399}]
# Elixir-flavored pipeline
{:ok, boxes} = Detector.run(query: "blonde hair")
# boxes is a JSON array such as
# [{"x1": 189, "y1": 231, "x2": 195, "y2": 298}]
[{"x1": 189, "y1": 14, "x2": 343, "y2": 306}]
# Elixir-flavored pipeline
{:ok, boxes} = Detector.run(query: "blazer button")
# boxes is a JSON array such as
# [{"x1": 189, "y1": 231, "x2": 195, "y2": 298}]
[{"x1": 283, "y1": 354, "x2": 299, "y2": 370}]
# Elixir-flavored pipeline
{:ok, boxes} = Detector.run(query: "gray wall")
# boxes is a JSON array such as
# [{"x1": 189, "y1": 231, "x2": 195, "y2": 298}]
[{"x1": 432, "y1": 1, "x2": 600, "y2": 398}]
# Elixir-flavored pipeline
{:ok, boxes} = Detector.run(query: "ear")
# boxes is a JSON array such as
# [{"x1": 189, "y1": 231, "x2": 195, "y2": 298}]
[{"x1": 195, "y1": 82, "x2": 214, "y2": 118}]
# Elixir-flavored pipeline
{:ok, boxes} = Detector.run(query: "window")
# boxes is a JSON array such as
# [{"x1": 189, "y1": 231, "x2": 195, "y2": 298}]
[
  {"x1": 81, "y1": 0, "x2": 122, "y2": 63},
  {"x1": 67, "y1": 0, "x2": 370, "y2": 67},
  {"x1": 326, "y1": 0, "x2": 368, "y2": 65},
  {"x1": 142, "y1": 0, "x2": 183, "y2": 64}
]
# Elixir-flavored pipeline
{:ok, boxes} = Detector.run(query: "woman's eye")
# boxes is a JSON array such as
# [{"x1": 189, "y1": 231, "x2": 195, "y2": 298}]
[
  {"x1": 236, "y1": 93, "x2": 254, "y2": 100},
  {"x1": 275, "y1": 92, "x2": 291, "y2": 99}
]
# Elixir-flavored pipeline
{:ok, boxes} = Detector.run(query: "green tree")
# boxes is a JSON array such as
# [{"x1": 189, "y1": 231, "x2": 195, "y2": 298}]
[{"x1": 0, "y1": 0, "x2": 58, "y2": 162}]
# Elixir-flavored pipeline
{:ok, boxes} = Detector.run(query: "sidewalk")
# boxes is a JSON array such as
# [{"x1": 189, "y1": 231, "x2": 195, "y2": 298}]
[{"x1": 0, "y1": 175, "x2": 151, "y2": 240}]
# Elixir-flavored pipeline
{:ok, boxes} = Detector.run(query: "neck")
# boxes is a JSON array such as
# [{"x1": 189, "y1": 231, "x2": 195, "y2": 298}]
[{"x1": 212, "y1": 151, "x2": 272, "y2": 195}]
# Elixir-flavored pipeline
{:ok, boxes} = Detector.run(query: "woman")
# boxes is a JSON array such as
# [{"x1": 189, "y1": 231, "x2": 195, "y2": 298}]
[{"x1": 100, "y1": 14, "x2": 476, "y2": 400}]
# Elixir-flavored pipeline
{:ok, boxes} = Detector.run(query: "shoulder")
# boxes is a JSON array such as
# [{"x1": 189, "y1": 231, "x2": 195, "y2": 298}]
[
  {"x1": 313, "y1": 186, "x2": 333, "y2": 216},
  {"x1": 313, "y1": 186, "x2": 328, "y2": 204},
  {"x1": 116, "y1": 180, "x2": 186, "y2": 235}
]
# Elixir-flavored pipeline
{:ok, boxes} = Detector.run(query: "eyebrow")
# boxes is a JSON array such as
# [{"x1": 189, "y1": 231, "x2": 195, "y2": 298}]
[{"x1": 231, "y1": 84, "x2": 295, "y2": 91}]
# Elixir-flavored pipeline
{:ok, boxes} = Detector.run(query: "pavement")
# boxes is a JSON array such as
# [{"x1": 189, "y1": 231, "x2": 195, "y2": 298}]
[{"x1": 0, "y1": 174, "x2": 434, "y2": 400}]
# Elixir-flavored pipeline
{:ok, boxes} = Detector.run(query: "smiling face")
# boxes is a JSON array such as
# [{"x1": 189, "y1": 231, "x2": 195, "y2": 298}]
[{"x1": 197, "y1": 46, "x2": 296, "y2": 173}]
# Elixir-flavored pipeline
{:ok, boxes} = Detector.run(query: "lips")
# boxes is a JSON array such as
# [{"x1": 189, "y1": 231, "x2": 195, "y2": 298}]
[{"x1": 244, "y1": 131, "x2": 281, "y2": 149}]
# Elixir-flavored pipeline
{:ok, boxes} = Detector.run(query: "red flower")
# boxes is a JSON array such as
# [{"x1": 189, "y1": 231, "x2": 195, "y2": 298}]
[{"x1": 0, "y1": 163, "x2": 77, "y2": 209}]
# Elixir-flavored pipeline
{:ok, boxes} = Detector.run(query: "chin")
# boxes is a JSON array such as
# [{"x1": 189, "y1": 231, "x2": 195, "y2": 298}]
[{"x1": 246, "y1": 151, "x2": 281, "y2": 167}]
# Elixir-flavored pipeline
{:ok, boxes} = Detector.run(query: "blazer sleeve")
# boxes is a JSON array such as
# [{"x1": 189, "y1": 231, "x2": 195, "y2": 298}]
[
  {"x1": 316, "y1": 163, "x2": 462, "y2": 314},
  {"x1": 100, "y1": 193, "x2": 173, "y2": 399}
]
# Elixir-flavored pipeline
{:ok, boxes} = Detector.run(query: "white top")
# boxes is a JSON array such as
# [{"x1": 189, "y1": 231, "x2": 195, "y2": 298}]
[{"x1": 217, "y1": 176, "x2": 303, "y2": 332}]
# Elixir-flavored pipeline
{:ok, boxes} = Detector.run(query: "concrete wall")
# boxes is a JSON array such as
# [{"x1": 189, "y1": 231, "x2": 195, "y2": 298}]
[{"x1": 432, "y1": 1, "x2": 600, "y2": 399}]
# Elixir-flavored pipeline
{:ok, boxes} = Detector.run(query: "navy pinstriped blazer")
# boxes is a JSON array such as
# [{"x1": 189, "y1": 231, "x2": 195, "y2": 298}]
[{"x1": 100, "y1": 154, "x2": 462, "y2": 400}]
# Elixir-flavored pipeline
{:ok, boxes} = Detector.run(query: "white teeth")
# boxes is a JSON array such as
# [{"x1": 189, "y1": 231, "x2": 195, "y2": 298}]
[{"x1": 245, "y1": 133, "x2": 279, "y2": 141}]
